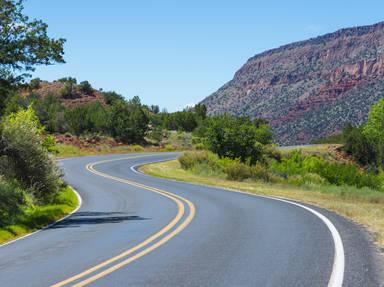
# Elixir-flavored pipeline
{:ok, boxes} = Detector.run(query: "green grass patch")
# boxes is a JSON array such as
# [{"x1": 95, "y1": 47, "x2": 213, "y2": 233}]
[{"x1": 0, "y1": 186, "x2": 79, "y2": 245}]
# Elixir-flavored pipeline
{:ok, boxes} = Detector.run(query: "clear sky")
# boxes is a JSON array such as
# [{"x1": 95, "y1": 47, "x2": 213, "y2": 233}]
[{"x1": 24, "y1": 0, "x2": 384, "y2": 111}]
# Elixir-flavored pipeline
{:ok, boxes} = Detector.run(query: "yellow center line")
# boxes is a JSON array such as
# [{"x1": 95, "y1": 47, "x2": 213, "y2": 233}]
[{"x1": 51, "y1": 155, "x2": 195, "y2": 287}]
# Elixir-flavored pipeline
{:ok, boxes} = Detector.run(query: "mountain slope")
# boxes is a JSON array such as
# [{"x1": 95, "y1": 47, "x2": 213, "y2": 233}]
[
  {"x1": 201, "y1": 22, "x2": 384, "y2": 145},
  {"x1": 21, "y1": 80, "x2": 106, "y2": 108}
]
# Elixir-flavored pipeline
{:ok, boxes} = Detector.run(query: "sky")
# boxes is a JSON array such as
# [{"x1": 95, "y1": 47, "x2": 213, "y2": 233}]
[{"x1": 24, "y1": 0, "x2": 384, "y2": 111}]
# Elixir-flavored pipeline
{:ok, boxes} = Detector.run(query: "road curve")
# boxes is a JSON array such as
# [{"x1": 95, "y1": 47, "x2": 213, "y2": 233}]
[{"x1": 0, "y1": 153, "x2": 382, "y2": 287}]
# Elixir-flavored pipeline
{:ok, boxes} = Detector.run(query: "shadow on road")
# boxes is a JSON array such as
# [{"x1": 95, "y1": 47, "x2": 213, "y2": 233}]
[{"x1": 50, "y1": 211, "x2": 149, "y2": 229}]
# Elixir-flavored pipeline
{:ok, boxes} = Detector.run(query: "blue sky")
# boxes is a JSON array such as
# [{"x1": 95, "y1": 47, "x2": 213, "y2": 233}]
[{"x1": 25, "y1": 0, "x2": 384, "y2": 111}]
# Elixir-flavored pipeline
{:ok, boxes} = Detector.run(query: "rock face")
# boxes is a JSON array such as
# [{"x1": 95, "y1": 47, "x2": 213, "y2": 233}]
[{"x1": 201, "y1": 22, "x2": 384, "y2": 145}]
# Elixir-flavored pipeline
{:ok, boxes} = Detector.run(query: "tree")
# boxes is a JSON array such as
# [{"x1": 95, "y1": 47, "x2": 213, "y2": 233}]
[
  {"x1": 110, "y1": 98, "x2": 149, "y2": 143},
  {"x1": 343, "y1": 124, "x2": 375, "y2": 166},
  {"x1": 0, "y1": 0, "x2": 65, "y2": 83},
  {"x1": 79, "y1": 80, "x2": 92, "y2": 95},
  {"x1": 203, "y1": 115, "x2": 272, "y2": 164},
  {"x1": 59, "y1": 81, "x2": 76, "y2": 99},
  {"x1": 363, "y1": 99, "x2": 384, "y2": 167},
  {"x1": 102, "y1": 91, "x2": 124, "y2": 105}
]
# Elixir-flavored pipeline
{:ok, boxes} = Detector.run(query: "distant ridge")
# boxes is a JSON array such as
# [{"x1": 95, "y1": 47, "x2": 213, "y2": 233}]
[{"x1": 201, "y1": 21, "x2": 384, "y2": 145}]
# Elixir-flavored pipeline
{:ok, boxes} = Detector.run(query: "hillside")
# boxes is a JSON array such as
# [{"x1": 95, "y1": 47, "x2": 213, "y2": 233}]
[
  {"x1": 201, "y1": 21, "x2": 384, "y2": 145},
  {"x1": 21, "y1": 80, "x2": 106, "y2": 108}
]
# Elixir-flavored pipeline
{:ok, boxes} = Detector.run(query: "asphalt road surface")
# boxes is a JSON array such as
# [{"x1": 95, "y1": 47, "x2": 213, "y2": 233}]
[{"x1": 0, "y1": 153, "x2": 382, "y2": 287}]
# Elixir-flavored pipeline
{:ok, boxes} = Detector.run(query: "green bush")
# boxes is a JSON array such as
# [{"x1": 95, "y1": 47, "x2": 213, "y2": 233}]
[
  {"x1": 59, "y1": 82, "x2": 76, "y2": 99},
  {"x1": 79, "y1": 81, "x2": 93, "y2": 95},
  {"x1": 0, "y1": 178, "x2": 27, "y2": 225},
  {"x1": 179, "y1": 151, "x2": 220, "y2": 170},
  {"x1": 202, "y1": 115, "x2": 272, "y2": 164},
  {"x1": 270, "y1": 150, "x2": 382, "y2": 190},
  {"x1": 179, "y1": 151, "x2": 275, "y2": 182},
  {"x1": 0, "y1": 106, "x2": 61, "y2": 202},
  {"x1": 29, "y1": 78, "x2": 41, "y2": 90}
]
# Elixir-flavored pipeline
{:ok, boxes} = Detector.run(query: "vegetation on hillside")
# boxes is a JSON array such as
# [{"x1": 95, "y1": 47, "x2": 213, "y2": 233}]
[{"x1": 0, "y1": 0, "x2": 77, "y2": 242}]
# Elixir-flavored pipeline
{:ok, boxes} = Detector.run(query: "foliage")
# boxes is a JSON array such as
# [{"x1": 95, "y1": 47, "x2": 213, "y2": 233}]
[
  {"x1": 152, "y1": 104, "x2": 207, "y2": 132},
  {"x1": 57, "y1": 77, "x2": 77, "y2": 84},
  {"x1": 363, "y1": 98, "x2": 384, "y2": 167},
  {"x1": 0, "y1": 0, "x2": 65, "y2": 83},
  {"x1": 178, "y1": 151, "x2": 276, "y2": 182},
  {"x1": 0, "y1": 106, "x2": 61, "y2": 202},
  {"x1": 202, "y1": 114, "x2": 272, "y2": 164},
  {"x1": 65, "y1": 102, "x2": 110, "y2": 135},
  {"x1": 0, "y1": 185, "x2": 78, "y2": 242},
  {"x1": 342, "y1": 124, "x2": 375, "y2": 167},
  {"x1": 29, "y1": 78, "x2": 41, "y2": 90},
  {"x1": 102, "y1": 91, "x2": 124, "y2": 105},
  {"x1": 110, "y1": 97, "x2": 149, "y2": 143},
  {"x1": 78, "y1": 80, "x2": 92, "y2": 95},
  {"x1": 59, "y1": 81, "x2": 76, "y2": 99},
  {"x1": 270, "y1": 150, "x2": 381, "y2": 190},
  {"x1": 0, "y1": 178, "x2": 27, "y2": 225}
]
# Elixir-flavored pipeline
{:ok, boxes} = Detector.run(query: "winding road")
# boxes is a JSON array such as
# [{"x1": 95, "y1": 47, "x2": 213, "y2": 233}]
[{"x1": 0, "y1": 153, "x2": 382, "y2": 286}]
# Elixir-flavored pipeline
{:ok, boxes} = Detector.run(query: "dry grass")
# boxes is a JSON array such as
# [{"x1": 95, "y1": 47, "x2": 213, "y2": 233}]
[
  {"x1": 55, "y1": 143, "x2": 177, "y2": 158},
  {"x1": 141, "y1": 160, "x2": 384, "y2": 247}
]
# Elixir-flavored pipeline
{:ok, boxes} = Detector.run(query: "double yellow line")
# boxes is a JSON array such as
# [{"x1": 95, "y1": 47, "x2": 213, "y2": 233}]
[{"x1": 52, "y1": 156, "x2": 195, "y2": 287}]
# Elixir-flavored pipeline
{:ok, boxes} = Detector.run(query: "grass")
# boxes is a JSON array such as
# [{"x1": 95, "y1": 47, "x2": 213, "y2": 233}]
[
  {"x1": 56, "y1": 143, "x2": 182, "y2": 158},
  {"x1": 141, "y1": 160, "x2": 384, "y2": 247},
  {"x1": 278, "y1": 144, "x2": 341, "y2": 156},
  {"x1": 0, "y1": 186, "x2": 79, "y2": 245}
]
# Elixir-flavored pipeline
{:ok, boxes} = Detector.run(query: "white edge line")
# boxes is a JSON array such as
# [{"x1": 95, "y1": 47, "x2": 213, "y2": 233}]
[
  {"x1": 0, "y1": 187, "x2": 83, "y2": 248},
  {"x1": 132, "y1": 159, "x2": 345, "y2": 287}
]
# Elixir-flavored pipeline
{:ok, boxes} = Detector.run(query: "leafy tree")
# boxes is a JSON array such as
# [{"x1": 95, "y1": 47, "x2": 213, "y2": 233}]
[
  {"x1": 363, "y1": 99, "x2": 384, "y2": 167},
  {"x1": 203, "y1": 115, "x2": 272, "y2": 164},
  {"x1": 64, "y1": 102, "x2": 109, "y2": 135},
  {"x1": 32, "y1": 94, "x2": 66, "y2": 133},
  {"x1": 110, "y1": 97, "x2": 149, "y2": 143},
  {"x1": 194, "y1": 104, "x2": 207, "y2": 121},
  {"x1": 0, "y1": 0, "x2": 65, "y2": 83}
]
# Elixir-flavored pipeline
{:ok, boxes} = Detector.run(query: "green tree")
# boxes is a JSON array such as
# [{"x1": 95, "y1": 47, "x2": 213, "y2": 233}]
[
  {"x1": 203, "y1": 115, "x2": 272, "y2": 164},
  {"x1": 110, "y1": 98, "x2": 149, "y2": 143},
  {"x1": 363, "y1": 99, "x2": 384, "y2": 167},
  {"x1": 0, "y1": 0, "x2": 65, "y2": 83},
  {"x1": 79, "y1": 80, "x2": 93, "y2": 95},
  {"x1": 59, "y1": 81, "x2": 76, "y2": 99},
  {"x1": 102, "y1": 91, "x2": 124, "y2": 105}
]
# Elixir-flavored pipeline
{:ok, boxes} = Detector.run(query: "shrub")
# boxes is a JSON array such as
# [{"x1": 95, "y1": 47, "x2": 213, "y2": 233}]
[
  {"x1": 0, "y1": 106, "x2": 61, "y2": 202},
  {"x1": 250, "y1": 164, "x2": 276, "y2": 182},
  {"x1": 271, "y1": 150, "x2": 382, "y2": 190},
  {"x1": 59, "y1": 82, "x2": 76, "y2": 99},
  {"x1": 178, "y1": 151, "x2": 220, "y2": 170},
  {"x1": 79, "y1": 81, "x2": 93, "y2": 95},
  {"x1": 288, "y1": 173, "x2": 326, "y2": 186},
  {"x1": 225, "y1": 161, "x2": 251, "y2": 181},
  {"x1": 0, "y1": 178, "x2": 27, "y2": 225},
  {"x1": 193, "y1": 143, "x2": 205, "y2": 150},
  {"x1": 29, "y1": 78, "x2": 41, "y2": 90}
]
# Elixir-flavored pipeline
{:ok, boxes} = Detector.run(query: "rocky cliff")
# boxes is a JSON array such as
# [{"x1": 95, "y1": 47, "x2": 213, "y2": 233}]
[{"x1": 201, "y1": 22, "x2": 384, "y2": 145}]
